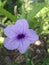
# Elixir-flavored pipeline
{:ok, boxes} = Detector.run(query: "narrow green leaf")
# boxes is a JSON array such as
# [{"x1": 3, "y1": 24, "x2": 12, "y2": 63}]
[
  {"x1": 0, "y1": 8, "x2": 16, "y2": 22},
  {"x1": 0, "y1": 0, "x2": 7, "y2": 8}
]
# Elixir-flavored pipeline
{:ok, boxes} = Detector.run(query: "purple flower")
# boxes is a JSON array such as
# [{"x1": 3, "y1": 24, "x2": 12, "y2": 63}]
[{"x1": 4, "y1": 19, "x2": 39, "y2": 54}]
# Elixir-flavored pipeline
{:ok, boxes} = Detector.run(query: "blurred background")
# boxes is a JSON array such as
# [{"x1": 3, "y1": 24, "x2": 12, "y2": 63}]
[{"x1": 0, "y1": 0, "x2": 49, "y2": 65}]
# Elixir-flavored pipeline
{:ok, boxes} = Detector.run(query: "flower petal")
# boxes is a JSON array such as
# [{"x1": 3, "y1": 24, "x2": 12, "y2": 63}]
[
  {"x1": 18, "y1": 39, "x2": 30, "y2": 54},
  {"x1": 4, "y1": 38, "x2": 20, "y2": 50},
  {"x1": 4, "y1": 25, "x2": 17, "y2": 38},
  {"x1": 26, "y1": 29, "x2": 39, "y2": 44},
  {"x1": 15, "y1": 19, "x2": 29, "y2": 34}
]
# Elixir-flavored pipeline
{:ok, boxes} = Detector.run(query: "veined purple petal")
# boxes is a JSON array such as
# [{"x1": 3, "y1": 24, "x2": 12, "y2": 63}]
[
  {"x1": 15, "y1": 19, "x2": 29, "y2": 34},
  {"x1": 26, "y1": 29, "x2": 39, "y2": 44},
  {"x1": 18, "y1": 39, "x2": 30, "y2": 54},
  {"x1": 4, "y1": 25, "x2": 17, "y2": 38},
  {"x1": 4, "y1": 38, "x2": 20, "y2": 50}
]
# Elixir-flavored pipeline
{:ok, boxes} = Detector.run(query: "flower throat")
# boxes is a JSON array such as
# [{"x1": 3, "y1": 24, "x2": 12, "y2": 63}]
[{"x1": 17, "y1": 34, "x2": 25, "y2": 39}]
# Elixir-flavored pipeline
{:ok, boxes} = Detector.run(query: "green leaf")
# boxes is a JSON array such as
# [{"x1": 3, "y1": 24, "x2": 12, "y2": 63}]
[
  {"x1": 48, "y1": 49, "x2": 49, "y2": 53},
  {"x1": 25, "y1": 51, "x2": 34, "y2": 65},
  {"x1": 47, "y1": 40, "x2": 49, "y2": 44},
  {"x1": 0, "y1": 0, "x2": 7, "y2": 8},
  {"x1": 0, "y1": 37, "x2": 4, "y2": 44},
  {"x1": 42, "y1": 57, "x2": 49, "y2": 65},
  {"x1": 0, "y1": 8, "x2": 16, "y2": 22},
  {"x1": 27, "y1": 2, "x2": 47, "y2": 21}
]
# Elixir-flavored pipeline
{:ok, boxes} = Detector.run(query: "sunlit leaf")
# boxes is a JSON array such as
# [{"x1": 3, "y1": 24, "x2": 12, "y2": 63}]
[
  {"x1": 27, "y1": 2, "x2": 47, "y2": 21},
  {"x1": 0, "y1": 37, "x2": 4, "y2": 44}
]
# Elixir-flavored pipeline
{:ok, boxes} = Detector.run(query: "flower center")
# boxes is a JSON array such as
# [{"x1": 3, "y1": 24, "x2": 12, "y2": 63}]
[{"x1": 17, "y1": 34, "x2": 25, "y2": 39}]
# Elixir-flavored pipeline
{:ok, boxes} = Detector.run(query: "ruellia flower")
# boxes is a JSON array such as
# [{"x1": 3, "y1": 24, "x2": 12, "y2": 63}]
[{"x1": 4, "y1": 19, "x2": 39, "y2": 54}]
